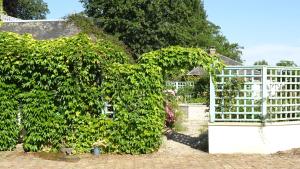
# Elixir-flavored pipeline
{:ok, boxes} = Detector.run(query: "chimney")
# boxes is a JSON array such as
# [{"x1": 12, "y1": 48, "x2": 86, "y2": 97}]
[{"x1": 209, "y1": 47, "x2": 216, "y2": 55}]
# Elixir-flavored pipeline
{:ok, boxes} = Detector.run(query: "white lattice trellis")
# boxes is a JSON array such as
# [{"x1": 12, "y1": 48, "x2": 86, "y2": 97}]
[{"x1": 210, "y1": 66, "x2": 300, "y2": 123}]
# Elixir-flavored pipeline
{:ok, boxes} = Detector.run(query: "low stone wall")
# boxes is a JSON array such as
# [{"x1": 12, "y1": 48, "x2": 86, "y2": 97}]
[
  {"x1": 179, "y1": 104, "x2": 208, "y2": 122},
  {"x1": 209, "y1": 122, "x2": 300, "y2": 154},
  {"x1": 0, "y1": 20, "x2": 80, "y2": 40},
  {"x1": 179, "y1": 104, "x2": 208, "y2": 136}
]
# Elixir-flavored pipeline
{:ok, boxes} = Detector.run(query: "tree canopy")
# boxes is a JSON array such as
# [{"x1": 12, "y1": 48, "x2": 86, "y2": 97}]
[
  {"x1": 3, "y1": 0, "x2": 49, "y2": 20},
  {"x1": 0, "y1": 0, "x2": 3, "y2": 14},
  {"x1": 254, "y1": 60, "x2": 269, "y2": 66},
  {"x1": 80, "y1": 0, "x2": 242, "y2": 61},
  {"x1": 276, "y1": 60, "x2": 297, "y2": 67}
]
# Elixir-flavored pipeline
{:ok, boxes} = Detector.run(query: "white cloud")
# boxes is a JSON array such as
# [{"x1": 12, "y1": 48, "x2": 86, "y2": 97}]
[{"x1": 242, "y1": 44, "x2": 300, "y2": 66}]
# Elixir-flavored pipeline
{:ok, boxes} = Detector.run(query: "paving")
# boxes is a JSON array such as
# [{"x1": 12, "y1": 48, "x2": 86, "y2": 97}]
[
  {"x1": 1, "y1": 137, "x2": 300, "y2": 169},
  {"x1": 0, "y1": 111, "x2": 299, "y2": 169}
]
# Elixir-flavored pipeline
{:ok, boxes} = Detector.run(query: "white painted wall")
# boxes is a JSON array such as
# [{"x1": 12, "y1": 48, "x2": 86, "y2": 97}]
[{"x1": 209, "y1": 122, "x2": 300, "y2": 154}]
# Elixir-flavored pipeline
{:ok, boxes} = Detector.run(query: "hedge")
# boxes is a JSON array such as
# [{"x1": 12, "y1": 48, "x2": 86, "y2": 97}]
[
  {"x1": 0, "y1": 31, "x2": 222, "y2": 153},
  {"x1": 0, "y1": 82, "x2": 19, "y2": 151}
]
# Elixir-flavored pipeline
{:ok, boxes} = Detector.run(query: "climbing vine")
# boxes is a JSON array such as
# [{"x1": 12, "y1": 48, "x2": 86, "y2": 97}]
[
  {"x1": 139, "y1": 46, "x2": 224, "y2": 80},
  {"x1": 221, "y1": 77, "x2": 245, "y2": 112},
  {"x1": 0, "y1": 82, "x2": 19, "y2": 151},
  {"x1": 0, "y1": 31, "x2": 222, "y2": 153}
]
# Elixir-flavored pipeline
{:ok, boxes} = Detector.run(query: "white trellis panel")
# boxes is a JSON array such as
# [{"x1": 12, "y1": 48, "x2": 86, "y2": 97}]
[{"x1": 210, "y1": 66, "x2": 300, "y2": 123}]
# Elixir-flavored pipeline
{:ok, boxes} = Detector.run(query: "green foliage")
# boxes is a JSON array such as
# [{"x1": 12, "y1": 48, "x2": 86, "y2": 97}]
[
  {"x1": 66, "y1": 14, "x2": 134, "y2": 63},
  {"x1": 0, "y1": 32, "x2": 126, "y2": 153},
  {"x1": 3, "y1": 0, "x2": 49, "y2": 20},
  {"x1": 19, "y1": 90, "x2": 64, "y2": 152},
  {"x1": 0, "y1": 31, "x2": 221, "y2": 154},
  {"x1": 254, "y1": 60, "x2": 269, "y2": 66},
  {"x1": 194, "y1": 75, "x2": 210, "y2": 97},
  {"x1": 138, "y1": 46, "x2": 224, "y2": 80},
  {"x1": 0, "y1": 82, "x2": 19, "y2": 151},
  {"x1": 177, "y1": 85, "x2": 209, "y2": 104},
  {"x1": 80, "y1": 0, "x2": 242, "y2": 60},
  {"x1": 276, "y1": 60, "x2": 297, "y2": 67},
  {"x1": 220, "y1": 77, "x2": 244, "y2": 112},
  {"x1": 177, "y1": 86, "x2": 194, "y2": 102},
  {"x1": 102, "y1": 64, "x2": 165, "y2": 154},
  {"x1": 0, "y1": 0, "x2": 3, "y2": 14}
]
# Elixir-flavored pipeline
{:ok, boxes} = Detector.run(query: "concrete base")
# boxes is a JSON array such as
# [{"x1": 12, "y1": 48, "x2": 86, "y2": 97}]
[{"x1": 209, "y1": 122, "x2": 300, "y2": 154}]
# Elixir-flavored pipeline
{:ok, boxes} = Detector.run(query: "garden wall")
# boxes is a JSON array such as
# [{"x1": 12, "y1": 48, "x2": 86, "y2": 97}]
[
  {"x1": 0, "y1": 20, "x2": 80, "y2": 39},
  {"x1": 209, "y1": 122, "x2": 300, "y2": 154},
  {"x1": 209, "y1": 66, "x2": 300, "y2": 154}
]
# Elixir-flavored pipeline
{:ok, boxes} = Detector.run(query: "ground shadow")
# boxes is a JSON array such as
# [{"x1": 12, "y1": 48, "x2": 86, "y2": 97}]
[{"x1": 165, "y1": 130, "x2": 208, "y2": 152}]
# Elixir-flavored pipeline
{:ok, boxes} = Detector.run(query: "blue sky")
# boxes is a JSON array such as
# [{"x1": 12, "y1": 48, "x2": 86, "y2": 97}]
[
  {"x1": 45, "y1": 0, "x2": 300, "y2": 66},
  {"x1": 45, "y1": 0, "x2": 83, "y2": 19},
  {"x1": 204, "y1": 0, "x2": 300, "y2": 65}
]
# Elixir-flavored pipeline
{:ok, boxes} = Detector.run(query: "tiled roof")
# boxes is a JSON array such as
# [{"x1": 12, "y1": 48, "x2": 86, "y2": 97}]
[
  {"x1": 219, "y1": 55, "x2": 242, "y2": 66},
  {"x1": 187, "y1": 54, "x2": 242, "y2": 76}
]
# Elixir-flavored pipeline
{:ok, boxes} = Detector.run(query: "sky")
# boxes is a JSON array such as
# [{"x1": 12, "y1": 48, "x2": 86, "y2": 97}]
[
  {"x1": 204, "y1": 0, "x2": 300, "y2": 66},
  {"x1": 45, "y1": 0, "x2": 83, "y2": 19},
  {"x1": 45, "y1": 0, "x2": 300, "y2": 66}
]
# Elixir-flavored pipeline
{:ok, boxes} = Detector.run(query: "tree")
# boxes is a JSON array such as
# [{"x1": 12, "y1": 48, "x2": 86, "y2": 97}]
[
  {"x1": 276, "y1": 60, "x2": 297, "y2": 67},
  {"x1": 3, "y1": 0, "x2": 49, "y2": 20},
  {"x1": 254, "y1": 60, "x2": 269, "y2": 66},
  {"x1": 80, "y1": 0, "x2": 242, "y2": 61},
  {"x1": 0, "y1": 0, "x2": 3, "y2": 14}
]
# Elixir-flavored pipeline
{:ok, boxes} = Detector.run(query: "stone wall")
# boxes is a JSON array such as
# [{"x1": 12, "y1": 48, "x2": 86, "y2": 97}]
[
  {"x1": 179, "y1": 104, "x2": 208, "y2": 137},
  {"x1": 0, "y1": 20, "x2": 81, "y2": 40}
]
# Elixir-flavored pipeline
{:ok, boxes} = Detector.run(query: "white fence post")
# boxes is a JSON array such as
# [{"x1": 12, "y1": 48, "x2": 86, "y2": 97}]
[
  {"x1": 210, "y1": 74, "x2": 215, "y2": 123},
  {"x1": 262, "y1": 66, "x2": 268, "y2": 122},
  {"x1": 175, "y1": 82, "x2": 179, "y2": 91}
]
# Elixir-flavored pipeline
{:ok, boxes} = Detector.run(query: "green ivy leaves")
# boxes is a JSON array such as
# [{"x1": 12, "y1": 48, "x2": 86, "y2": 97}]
[
  {"x1": 0, "y1": 31, "x2": 221, "y2": 154},
  {"x1": 0, "y1": 83, "x2": 19, "y2": 151},
  {"x1": 0, "y1": 32, "x2": 127, "y2": 153}
]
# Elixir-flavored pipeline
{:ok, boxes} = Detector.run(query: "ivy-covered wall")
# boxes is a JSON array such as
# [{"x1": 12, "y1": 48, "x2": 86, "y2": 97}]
[
  {"x1": 0, "y1": 32, "x2": 128, "y2": 153},
  {"x1": 0, "y1": 32, "x2": 165, "y2": 153},
  {"x1": 103, "y1": 64, "x2": 165, "y2": 153},
  {"x1": 0, "y1": 83, "x2": 19, "y2": 151},
  {"x1": 0, "y1": 31, "x2": 222, "y2": 153}
]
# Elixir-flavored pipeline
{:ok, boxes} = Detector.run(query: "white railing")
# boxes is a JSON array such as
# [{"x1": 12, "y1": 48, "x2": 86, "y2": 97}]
[
  {"x1": 166, "y1": 81, "x2": 194, "y2": 91},
  {"x1": 210, "y1": 66, "x2": 300, "y2": 123}
]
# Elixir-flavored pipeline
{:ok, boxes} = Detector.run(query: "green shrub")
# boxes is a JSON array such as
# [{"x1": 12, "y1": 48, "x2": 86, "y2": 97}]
[
  {"x1": 0, "y1": 82, "x2": 19, "y2": 151},
  {"x1": 103, "y1": 64, "x2": 165, "y2": 154},
  {"x1": 20, "y1": 90, "x2": 64, "y2": 152},
  {"x1": 0, "y1": 32, "x2": 127, "y2": 153},
  {"x1": 0, "y1": 31, "x2": 222, "y2": 154}
]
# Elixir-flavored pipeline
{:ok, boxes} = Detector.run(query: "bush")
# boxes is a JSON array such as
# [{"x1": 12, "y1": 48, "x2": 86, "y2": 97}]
[
  {"x1": 0, "y1": 82, "x2": 19, "y2": 151},
  {"x1": 0, "y1": 32, "x2": 128, "y2": 153},
  {"x1": 0, "y1": 31, "x2": 222, "y2": 154},
  {"x1": 20, "y1": 90, "x2": 64, "y2": 152},
  {"x1": 103, "y1": 64, "x2": 165, "y2": 154}
]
